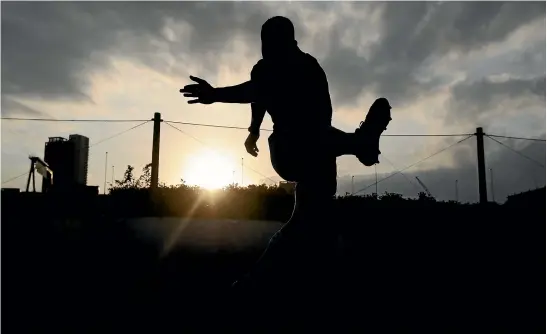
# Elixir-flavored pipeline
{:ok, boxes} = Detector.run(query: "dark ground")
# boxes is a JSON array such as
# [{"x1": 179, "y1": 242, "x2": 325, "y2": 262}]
[{"x1": 2, "y1": 202, "x2": 546, "y2": 333}]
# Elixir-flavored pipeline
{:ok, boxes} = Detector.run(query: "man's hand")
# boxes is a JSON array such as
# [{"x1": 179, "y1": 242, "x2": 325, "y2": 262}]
[
  {"x1": 179, "y1": 76, "x2": 215, "y2": 104},
  {"x1": 245, "y1": 133, "x2": 260, "y2": 157}
]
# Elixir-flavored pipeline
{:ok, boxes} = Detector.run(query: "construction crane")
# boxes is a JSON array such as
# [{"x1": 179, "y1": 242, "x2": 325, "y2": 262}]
[{"x1": 415, "y1": 176, "x2": 433, "y2": 198}]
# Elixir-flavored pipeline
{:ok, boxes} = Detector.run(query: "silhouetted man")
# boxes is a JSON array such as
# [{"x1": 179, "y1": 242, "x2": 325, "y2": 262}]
[{"x1": 180, "y1": 16, "x2": 391, "y2": 291}]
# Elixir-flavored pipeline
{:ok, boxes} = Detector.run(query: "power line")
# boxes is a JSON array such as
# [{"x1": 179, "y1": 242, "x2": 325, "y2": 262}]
[
  {"x1": 382, "y1": 134, "x2": 473, "y2": 137},
  {"x1": 380, "y1": 155, "x2": 421, "y2": 192},
  {"x1": 1, "y1": 171, "x2": 28, "y2": 186},
  {"x1": 1, "y1": 117, "x2": 530, "y2": 140},
  {"x1": 485, "y1": 134, "x2": 546, "y2": 142},
  {"x1": 165, "y1": 120, "x2": 273, "y2": 132},
  {"x1": 1, "y1": 117, "x2": 151, "y2": 123},
  {"x1": 88, "y1": 121, "x2": 150, "y2": 148},
  {"x1": 486, "y1": 135, "x2": 545, "y2": 168},
  {"x1": 164, "y1": 122, "x2": 278, "y2": 185},
  {"x1": 352, "y1": 135, "x2": 474, "y2": 195},
  {"x1": 164, "y1": 120, "x2": 472, "y2": 137}
]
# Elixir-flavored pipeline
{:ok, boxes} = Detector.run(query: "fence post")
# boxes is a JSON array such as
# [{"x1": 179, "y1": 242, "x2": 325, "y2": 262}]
[
  {"x1": 476, "y1": 127, "x2": 488, "y2": 204},
  {"x1": 151, "y1": 112, "x2": 162, "y2": 190}
]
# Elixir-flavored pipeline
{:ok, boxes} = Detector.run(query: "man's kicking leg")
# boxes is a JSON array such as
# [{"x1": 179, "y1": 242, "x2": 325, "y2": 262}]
[{"x1": 330, "y1": 97, "x2": 392, "y2": 164}]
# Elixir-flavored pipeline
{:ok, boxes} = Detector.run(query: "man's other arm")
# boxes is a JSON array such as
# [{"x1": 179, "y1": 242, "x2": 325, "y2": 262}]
[{"x1": 249, "y1": 103, "x2": 267, "y2": 135}]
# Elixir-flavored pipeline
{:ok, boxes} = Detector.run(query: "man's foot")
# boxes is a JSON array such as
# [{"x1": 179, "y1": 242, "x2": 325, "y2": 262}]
[{"x1": 355, "y1": 98, "x2": 392, "y2": 166}]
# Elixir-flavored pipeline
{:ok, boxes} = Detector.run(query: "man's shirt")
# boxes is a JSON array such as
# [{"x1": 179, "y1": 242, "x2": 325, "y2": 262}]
[{"x1": 249, "y1": 48, "x2": 333, "y2": 135}]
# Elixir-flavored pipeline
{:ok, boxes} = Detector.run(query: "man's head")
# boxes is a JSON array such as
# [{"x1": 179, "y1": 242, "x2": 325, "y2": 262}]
[{"x1": 261, "y1": 16, "x2": 297, "y2": 60}]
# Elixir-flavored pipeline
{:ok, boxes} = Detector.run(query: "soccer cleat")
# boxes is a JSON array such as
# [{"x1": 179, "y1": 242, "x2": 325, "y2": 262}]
[{"x1": 355, "y1": 97, "x2": 392, "y2": 167}]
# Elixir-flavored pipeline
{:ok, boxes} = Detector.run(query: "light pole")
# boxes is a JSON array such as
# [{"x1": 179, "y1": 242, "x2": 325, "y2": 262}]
[
  {"x1": 490, "y1": 168, "x2": 495, "y2": 202},
  {"x1": 103, "y1": 152, "x2": 108, "y2": 195},
  {"x1": 455, "y1": 179, "x2": 459, "y2": 202},
  {"x1": 111, "y1": 165, "x2": 115, "y2": 190},
  {"x1": 375, "y1": 164, "x2": 378, "y2": 196},
  {"x1": 351, "y1": 175, "x2": 355, "y2": 195}
]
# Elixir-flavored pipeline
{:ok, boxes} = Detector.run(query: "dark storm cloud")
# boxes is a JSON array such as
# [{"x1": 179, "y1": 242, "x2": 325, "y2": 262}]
[
  {"x1": 2, "y1": 2, "x2": 544, "y2": 107},
  {"x1": 445, "y1": 75, "x2": 546, "y2": 125},
  {"x1": 321, "y1": 2, "x2": 545, "y2": 108},
  {"x1": 1, "y1": 2, "x2": 273, "y2": 101},
  {"x1": 1, "y1": 97, "x2": 45, "y2": 116}
]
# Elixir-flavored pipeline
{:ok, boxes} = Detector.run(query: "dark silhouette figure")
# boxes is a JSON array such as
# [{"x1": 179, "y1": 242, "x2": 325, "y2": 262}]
[{"x1": 180, "y1": 16, "x2": 392, "y2": 291}]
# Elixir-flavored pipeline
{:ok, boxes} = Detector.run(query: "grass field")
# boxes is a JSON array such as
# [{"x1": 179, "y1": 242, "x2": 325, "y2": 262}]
[{"x1": 2, "y1": 198, "x2": 545, "y2": 332}]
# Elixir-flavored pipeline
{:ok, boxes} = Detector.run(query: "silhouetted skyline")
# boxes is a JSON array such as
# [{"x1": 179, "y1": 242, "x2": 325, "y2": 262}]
[{"x1": 2, "y1": 2, "x2": 545, "y2": 202}]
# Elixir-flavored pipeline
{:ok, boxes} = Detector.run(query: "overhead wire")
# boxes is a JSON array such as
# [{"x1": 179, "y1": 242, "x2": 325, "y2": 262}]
[
  {"x1": 486, "y1": 135, "x2": 545, "y2": 168},
  {"x1": 1, "y1": 117, "x2": 151, "y2": 123},
  {"x1": 164, "y1": 120, "x2": 473, "y2": 137},
  {"x1": 1, "y1": 171, "x2": 29, "y2": 185},
  {"x1": 379, "y1": 155, "x2": 422, "y2": 193},
  {"x1": 352, "y1": 135, "x2": 474, "y2": 195},
  {"x1": 485, "y1": 133, "x2": 546, "y2": 142}
]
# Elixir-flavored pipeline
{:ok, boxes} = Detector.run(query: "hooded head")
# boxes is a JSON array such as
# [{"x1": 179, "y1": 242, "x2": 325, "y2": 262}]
[{"x1": 261, "y1": 16, "x2": 298, "y2": 60}]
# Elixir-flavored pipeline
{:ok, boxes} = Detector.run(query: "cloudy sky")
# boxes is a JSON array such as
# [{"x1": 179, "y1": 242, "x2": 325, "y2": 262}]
[{"x1": 1, "y1": 1, "x2": 545, "y2": 203}]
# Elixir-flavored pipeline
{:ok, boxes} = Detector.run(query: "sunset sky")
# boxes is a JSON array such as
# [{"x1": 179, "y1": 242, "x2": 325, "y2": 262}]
[{"x1": 2, "y1": 2, "x2": 545, "y2": 202}]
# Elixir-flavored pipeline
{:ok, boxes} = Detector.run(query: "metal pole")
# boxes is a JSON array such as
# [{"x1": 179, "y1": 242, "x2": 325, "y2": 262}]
[
  {"x1": 455, "y1": 179, "x2": 459, "y2": 202},
  {"x1": 26, "y1": 159, "x2": 33, "y2": 193},
  {"x1": 111, "y1": 165, "x2": 115, "y2": 189},
  {"x1": 351, "y1": 175, "x2": 354, "y2": 195},
  {"x1": 375, "y1": 164, "x2": 378, "y2": 196},
  {"x1": 151, "y1": 112, "x2": 162, "y2": 190},
  {"x1": 104, "y1": 152, "x2": 108, "y2": 194},
  {"x1": 32, "y1": 167, "x2": 36, "y2": 192},
  {"x1": 490, "y1": 168, "x2": 495, "y2": 202},
  {"x1": 476, "y1": 127, "x2": 488, "y2": 204}
]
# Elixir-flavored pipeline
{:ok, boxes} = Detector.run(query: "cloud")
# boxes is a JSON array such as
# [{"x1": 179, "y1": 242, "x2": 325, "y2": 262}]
[
  {"x1": 321, "y1": 2, "x2": 545, "y2": 108},
  {"x1": 446, "y1": 75, "x2": 546, "y2": 126},
  {"x1": 4, "y1": 2, "x2": 543, "y2": 107},
  {"x1": 1, "y1": 97, "x2": 46, "y2": 116}
]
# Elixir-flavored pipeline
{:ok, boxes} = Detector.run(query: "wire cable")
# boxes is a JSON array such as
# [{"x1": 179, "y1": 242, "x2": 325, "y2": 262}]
[
  {"x1": 352, "y1": 135, "x2": 474, "y2": 195},
  {"x1": 485, "y1": 134, "x2": 546, "y2": 142},
  {"x1": 164, "y1": 120, "x2": 472, "y2": 137},
  {"x1": 1, "y1": 171, "x2": 29, "y2": 185},
  {"x1": 88, "y1": 121, "x2": 150, "y2": 148},
  {"x1": 486, "y1": 135, "x2": 545, "y2": 168},
  {"x1": 380, "y1": 155, "x2": 421, "y2": 192},
  {"x1": 165, "y1": 120, "x2": 273, "y2": 132},
  {"x1": 382, "y1": 133, "x2": 474, "y2": 137},
  {"x1": 1, "y1": 117, "x2": 151, "y2": 123},
  {"x1": 164, "y1": 122, "x2": 278, "y2": 185}
]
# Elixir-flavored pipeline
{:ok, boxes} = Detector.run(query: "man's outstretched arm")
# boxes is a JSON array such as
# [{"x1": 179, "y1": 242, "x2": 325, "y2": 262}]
[
  {"x1": 215, "y1": 81, "x2": 257, "y2": 104},
  {"x1": 180, "y1": 76, "x2": 257, "y2": 105}
]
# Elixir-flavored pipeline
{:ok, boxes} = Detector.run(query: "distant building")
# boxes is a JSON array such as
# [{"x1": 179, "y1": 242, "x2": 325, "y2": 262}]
[
  {"x1": 42, "y1": 134, "x2": 89, "y2": 192},
  {"x1": 69, "y1": 134, "x2": 89, "y2": 185}
]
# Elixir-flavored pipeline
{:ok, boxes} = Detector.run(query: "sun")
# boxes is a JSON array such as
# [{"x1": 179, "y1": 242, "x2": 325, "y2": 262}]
[{"x1": 183, "y1": 150, "x2": 236, "y2": 189}]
